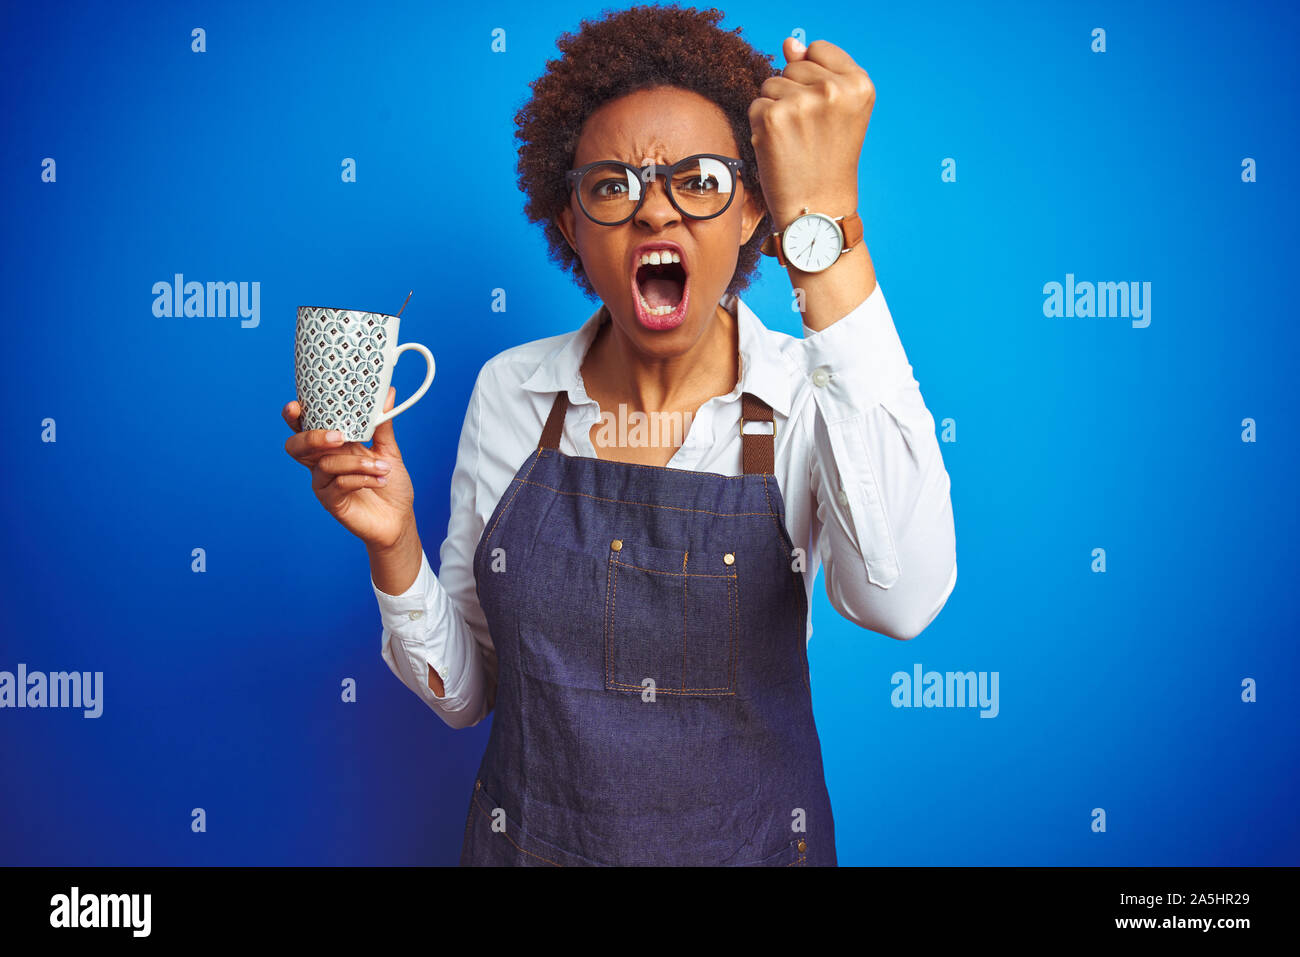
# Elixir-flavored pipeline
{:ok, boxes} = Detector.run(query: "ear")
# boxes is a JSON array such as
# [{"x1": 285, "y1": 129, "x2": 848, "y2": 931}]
[
  {"x1": 556, "y1": 204, "x2": 577, "y2": 253},
  {"x1": 739, "y1": 185, "x2": 766, "y2": 247}
]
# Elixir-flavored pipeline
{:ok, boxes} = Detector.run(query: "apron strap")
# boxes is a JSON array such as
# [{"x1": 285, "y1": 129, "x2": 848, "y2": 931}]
[
  {"x1": 539, "y1": 390, "x2": 569, "y2": 451},
  {"x1": 741, "y1": 392, "x2": 774, "y2": 475},
  {"x1": 539, "y1": 388, "x2": 775, "y2": 474}
]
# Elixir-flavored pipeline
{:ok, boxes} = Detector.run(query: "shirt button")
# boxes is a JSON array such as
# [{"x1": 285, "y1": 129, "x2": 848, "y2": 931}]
[
  {"x1": 811, "y1": 366, "x2": 831, "y2": 387},
  {"x1": 836, "y1": 489, "x2": 849, "y2": 507},
  {"x1": 408, "y1": 609, "x2": 424, "y2": 620}
]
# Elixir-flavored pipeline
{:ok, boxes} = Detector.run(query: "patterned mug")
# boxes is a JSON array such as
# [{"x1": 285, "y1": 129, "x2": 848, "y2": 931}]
[{"x1": 295, "y1": 306, "x2": 435, "y2": 442}]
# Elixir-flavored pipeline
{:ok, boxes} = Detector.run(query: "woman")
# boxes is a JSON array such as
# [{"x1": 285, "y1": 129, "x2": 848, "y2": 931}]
[{"x1": 283, "y1": 5, "x2": 956, "y2": 866}]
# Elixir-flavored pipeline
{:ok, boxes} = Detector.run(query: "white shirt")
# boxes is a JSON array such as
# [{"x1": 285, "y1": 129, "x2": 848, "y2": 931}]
[{"x1": 373, "y1": 283, "x2": 957, "y2": 729}]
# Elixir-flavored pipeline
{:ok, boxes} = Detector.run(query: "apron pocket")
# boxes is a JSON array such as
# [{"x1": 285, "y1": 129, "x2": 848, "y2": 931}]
[{"x1": 604, "y1": 539, "x2": 739, "y2": 697}]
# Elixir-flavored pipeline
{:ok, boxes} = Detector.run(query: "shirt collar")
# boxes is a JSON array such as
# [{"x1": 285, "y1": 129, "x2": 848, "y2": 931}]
[{"x1": 518, "y1": 292, "x2": 792, "y2": 418}]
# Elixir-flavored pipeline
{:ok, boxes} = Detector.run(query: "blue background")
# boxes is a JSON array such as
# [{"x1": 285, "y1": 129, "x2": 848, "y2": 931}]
[{"x1": 2, "y1": 0, "x2": 1296, "y2": 865}]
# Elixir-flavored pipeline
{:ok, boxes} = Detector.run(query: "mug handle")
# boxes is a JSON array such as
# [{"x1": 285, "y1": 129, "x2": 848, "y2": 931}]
[{"x1": 371, "y1": 342, "x2": 436, "y2": 430}]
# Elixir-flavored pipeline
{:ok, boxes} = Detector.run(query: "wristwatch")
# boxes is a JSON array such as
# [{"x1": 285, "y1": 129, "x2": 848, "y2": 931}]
[{"x1": 760, "y1": 207, "x2": 863, "y2": 273}]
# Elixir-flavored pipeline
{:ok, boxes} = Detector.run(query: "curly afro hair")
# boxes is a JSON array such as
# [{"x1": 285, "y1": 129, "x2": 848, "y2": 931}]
[{"x1": 513, "y1": 3, "x2": 780, "y2": 301}]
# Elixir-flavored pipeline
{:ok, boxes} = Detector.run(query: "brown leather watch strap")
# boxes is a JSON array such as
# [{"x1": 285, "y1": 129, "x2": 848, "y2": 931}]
[{"x1": 839, "y1": 211, "x2": 863, "y2": 250}]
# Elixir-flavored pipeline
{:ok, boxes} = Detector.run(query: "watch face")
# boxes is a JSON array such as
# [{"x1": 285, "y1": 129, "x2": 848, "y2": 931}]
[{"x1": 784, "y1": 214, "x2": 843, "y2": 272}]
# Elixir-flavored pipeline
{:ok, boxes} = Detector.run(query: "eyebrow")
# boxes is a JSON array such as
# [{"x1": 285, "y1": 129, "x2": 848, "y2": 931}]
[{"x1": 600, "y1": 154, "x2": 701, "y2": 166}]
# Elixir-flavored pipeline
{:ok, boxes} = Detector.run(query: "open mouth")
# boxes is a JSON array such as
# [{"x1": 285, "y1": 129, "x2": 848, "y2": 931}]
[{"x1": 633, "y1": 254, "x2": 688, "y2": 325}]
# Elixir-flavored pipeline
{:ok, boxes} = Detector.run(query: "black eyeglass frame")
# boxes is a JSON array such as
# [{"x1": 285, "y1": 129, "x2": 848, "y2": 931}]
[{"x1": 564, "y1": 153, "x2": 747, "y2": 226}]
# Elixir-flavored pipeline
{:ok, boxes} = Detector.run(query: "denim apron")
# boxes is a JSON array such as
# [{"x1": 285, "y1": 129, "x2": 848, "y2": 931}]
[{"x1": 460, "y1": 379, "x2": 837, "y2": 866}]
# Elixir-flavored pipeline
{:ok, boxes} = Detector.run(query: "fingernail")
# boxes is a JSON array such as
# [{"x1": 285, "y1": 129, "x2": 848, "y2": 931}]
[
  {"x1": 376, "y1": 476, "x2": 388, "y2": 486},
  {"x1": 326, "y1": 431, "x2": 342, "y2": 442},
  {"x1": 790, "y1": 36, "x2": 806, "y2": 53},
  {"x1": 374, "y1": 459, "x2": 391, "y2": 471}
]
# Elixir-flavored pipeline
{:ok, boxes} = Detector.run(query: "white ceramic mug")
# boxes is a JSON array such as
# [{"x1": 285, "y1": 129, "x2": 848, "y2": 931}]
[{"x1": 295, "y1": 306, "x2": 435, "y2": 442}]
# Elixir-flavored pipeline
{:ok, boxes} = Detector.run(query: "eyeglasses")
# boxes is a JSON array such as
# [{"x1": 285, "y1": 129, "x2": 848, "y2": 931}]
[{"x1": 565, "y1": 153, "x2": 746, "y2": 226}]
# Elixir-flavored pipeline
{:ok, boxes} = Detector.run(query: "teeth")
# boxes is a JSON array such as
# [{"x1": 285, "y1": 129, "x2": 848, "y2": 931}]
[
  {"x1": 637, "y1": 291, "x2": 681, "y2": 316},
  {"x1": 638, "y1": 250, "x2": 682, "y2": 267}
]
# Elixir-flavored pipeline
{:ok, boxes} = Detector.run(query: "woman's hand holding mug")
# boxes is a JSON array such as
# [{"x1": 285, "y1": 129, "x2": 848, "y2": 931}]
[{"x1": 283, "y1": 386, "x2": 416, "y2": 549}]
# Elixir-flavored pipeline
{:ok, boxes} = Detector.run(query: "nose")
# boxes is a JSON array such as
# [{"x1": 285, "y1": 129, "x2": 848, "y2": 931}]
[{"x1": 634, "y1": 171, "x2": 680, "y2": 229}]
